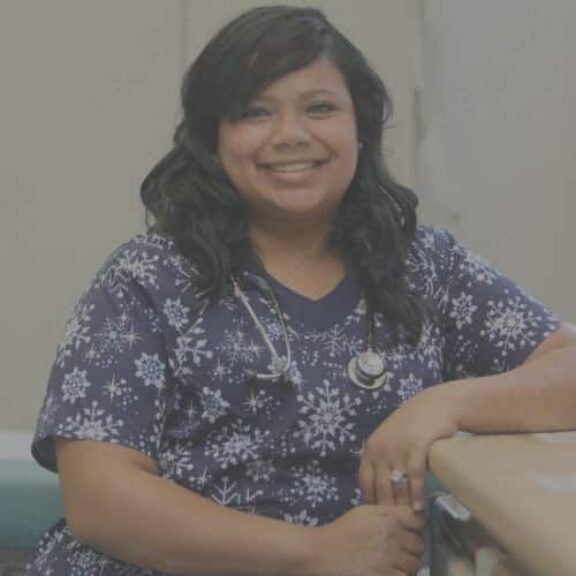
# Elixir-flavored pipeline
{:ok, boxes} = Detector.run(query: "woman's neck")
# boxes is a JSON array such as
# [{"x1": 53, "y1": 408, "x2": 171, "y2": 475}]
[{"x1": 248, "y1": 219, "x2": 346, "y2": 300}]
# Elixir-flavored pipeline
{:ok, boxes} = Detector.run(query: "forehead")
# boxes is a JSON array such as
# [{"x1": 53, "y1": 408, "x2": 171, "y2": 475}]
[{"x1": 254, "y1": 58, "x2": 351, "y2": 101}]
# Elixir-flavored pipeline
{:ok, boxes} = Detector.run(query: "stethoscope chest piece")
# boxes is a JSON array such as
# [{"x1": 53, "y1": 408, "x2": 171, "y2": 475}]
[
  {"x1": 347, "y1": 350, "x2": 387, "y2": 390},
  {"x1": 235, "y1": 273, "x2": 387, "y2": 391}
]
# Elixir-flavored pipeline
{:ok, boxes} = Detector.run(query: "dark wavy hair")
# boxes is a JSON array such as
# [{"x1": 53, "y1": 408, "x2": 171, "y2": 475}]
[{"x1": 141, "y1": 5, "x2": 424, "y2": 344}]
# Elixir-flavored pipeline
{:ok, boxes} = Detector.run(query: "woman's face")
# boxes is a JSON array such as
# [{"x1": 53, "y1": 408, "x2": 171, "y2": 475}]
[{"x1": 217, "y1": 58, "x2": 358, "y2": 225}]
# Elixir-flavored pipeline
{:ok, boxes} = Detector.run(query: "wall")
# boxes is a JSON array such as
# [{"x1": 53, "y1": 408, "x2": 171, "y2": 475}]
[
  {"x1": 1, "y1": 0, "x2": 183, "y2": 432},
  {"x1": 1, "y1": 1, "x2": 419, "y2": 432},
  {"x1": 416, "y1": 0, "x2": 576, "y2": 321}
]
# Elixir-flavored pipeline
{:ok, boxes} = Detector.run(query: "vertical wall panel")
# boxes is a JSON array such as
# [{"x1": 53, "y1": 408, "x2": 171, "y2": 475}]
[
  {"x1": 417, "y1": 0, "x2": 576, "y2": 320},
  {"x1": 0, "y1": 1, "x2": 182, "y2": 430}
]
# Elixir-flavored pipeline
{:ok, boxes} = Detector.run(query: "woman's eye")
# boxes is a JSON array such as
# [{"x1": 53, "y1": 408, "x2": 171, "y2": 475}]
[
  {"x1": 307, "y1": 102, "x2": 338, "y2": 115},
  {"x1": 240, "y1": 105, "x2": 271, "y2": 120}
]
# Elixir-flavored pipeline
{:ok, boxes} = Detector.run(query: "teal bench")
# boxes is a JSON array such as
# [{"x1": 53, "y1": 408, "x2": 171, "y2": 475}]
[{"x1": 0, "y1": 459, "x2": 63, "y2": 549}]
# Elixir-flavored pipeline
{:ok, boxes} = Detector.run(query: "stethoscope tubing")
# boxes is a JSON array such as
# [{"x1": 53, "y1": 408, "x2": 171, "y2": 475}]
[
  {"x1": 232, "y1": 273, "x2": 386, "y2": 389},
  {"x1": 232, "y1": 276, "x2": 292, "y2": 381}
]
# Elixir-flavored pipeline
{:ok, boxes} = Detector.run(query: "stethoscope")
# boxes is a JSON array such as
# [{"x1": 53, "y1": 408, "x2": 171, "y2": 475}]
[{"x1": 232, "y1": 274, "x2": 387, "y2": 390}]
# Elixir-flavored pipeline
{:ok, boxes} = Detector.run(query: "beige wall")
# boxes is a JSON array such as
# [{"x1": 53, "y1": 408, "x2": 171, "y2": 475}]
[
  {"x1": 1, "y1": 1, "x2": 419, "y2": 432},
  {"x1": 1, "y1": 1, "x2": 182, "y2": 432},
  {"x1": 416, "y1": 0, "x2": 576, "y2": 321}
]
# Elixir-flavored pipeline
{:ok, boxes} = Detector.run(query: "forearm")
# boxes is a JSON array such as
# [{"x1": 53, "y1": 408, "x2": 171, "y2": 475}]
[
  {"x1": 441, "y1": 344, "x2": 576, "y2": 434},
  {"x1": 62, "y1": 453, "x2": 314, "y2": 576},
  {"x1": 359, "y1": 332, "x2": 576, "y2": 511}
]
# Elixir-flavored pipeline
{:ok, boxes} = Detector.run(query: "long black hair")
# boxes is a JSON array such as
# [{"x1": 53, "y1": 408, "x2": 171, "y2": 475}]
[{"x1": 141, "y1": 5, "x2": 424, "y2": 344}]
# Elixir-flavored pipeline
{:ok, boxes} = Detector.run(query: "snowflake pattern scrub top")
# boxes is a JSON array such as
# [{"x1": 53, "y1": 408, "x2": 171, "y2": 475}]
[{"x1": 27, "y1": 226, "x2": 560, "y2": 575}]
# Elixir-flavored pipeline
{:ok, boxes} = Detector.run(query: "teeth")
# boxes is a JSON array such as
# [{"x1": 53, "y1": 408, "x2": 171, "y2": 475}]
[{"x1": 266, "y1": 161, "x2": 319, "y2": 173}]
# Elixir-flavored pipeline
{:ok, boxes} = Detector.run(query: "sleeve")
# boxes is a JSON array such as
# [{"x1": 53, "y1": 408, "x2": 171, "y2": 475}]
[
  {"x1": 32, "y1": 241, "x2": 177, "y2": 472},
  {"x1": 435, "y1": 230, "x2": 562, "y2": 381}
]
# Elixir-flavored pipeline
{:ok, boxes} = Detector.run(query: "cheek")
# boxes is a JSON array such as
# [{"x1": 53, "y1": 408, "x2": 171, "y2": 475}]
[
  {"x1": 321, "y1": 118, "x2": 358, "y2": 158},
  {"x1": 218, "y1": 133, "x2": 266, "y2": 196},
  {"x1": 219, "y1": 125, "x2": 266, "y2": 162},
  {"x1": 332, "y1": 130, "x2": 359, "y2": 176}
]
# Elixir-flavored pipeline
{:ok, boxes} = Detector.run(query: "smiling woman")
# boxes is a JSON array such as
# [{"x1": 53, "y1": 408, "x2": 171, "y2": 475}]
[
  {"x1": 25, "y1": 5, "x2": 576, "y2": 576},
  {"x1": 141, "y1": 5, "x2": 420, "y2": 334},
  {"x1": 217, "y1": 59, "x2": 358, "y2": 227}
]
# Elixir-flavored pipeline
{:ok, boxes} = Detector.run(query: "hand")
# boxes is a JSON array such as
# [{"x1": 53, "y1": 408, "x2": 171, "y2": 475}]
[
  {"x1": 309, "y1": 504, "x2": 426, "y2": 576},
  {"x1": 359, "y1": 385, "x2": 460, "y2": 511}
]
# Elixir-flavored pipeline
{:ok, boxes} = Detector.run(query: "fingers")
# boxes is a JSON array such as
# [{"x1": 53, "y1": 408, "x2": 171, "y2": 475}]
[
  {"x1": 359, "y1": 438, "x2": 429, "y2": 512},
  {"x1": 365, "y1": 452, "x2": 427, "y2": 511},
  {"x1": 358, "y1": 459, "x2": 376, "y2": 504},
  {"x1": 397, "y1": 508, "x2": 427, "y2": 533},
  {"x1": 407, "y1": 448, "x2": 427, "y2": 511},
  {"x1": 361, "y1": 460, "x2": 414, "y2": 508},
  {"x1": 374, "y1": 462, "x2": 394, "y2": 505},
  {"x1": 396, "y1": 526, "x2": 426, "y2": 575},
  {"x1": 373, "y1": 463, "x2": 412, "y2": 507},
  {"x1": 373, "y1": 462, "x2": 408, "y2": 505},
  {"x1": 377, "y1": 510, "x2": 426, "y2": 575},
  {"x1": 393, "y1": 548, "x2": 424, "y2": 576},
  {"x1": 398, "y1": 527, "x2": 426, "y2": 557},
  {"x1": 408, "y1": 474, "x2": 425, "y2": 512},
  {"x1": 373, "y1": 504, "x2": 427, "y2": 535},
  {"x1": 391, "y1": 468, "x2": 412, "y2": 507}
]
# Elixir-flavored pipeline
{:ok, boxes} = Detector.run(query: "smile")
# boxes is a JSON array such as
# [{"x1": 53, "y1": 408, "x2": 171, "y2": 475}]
[{"x1": 260, "y1": 159, "x2": 328, "y2": 173}]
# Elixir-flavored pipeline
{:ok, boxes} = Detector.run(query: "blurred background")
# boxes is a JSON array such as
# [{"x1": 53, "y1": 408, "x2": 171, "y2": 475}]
[{"x1": 1, "y1": 0, "x2": 575, "y2": 436}]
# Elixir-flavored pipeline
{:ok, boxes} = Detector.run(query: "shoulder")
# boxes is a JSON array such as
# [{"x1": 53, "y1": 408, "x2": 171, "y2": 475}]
[
  {"x1": 408, "y1": 225, "x2": 457, "y2": 259},
  {"x1": 92, "y1": 231, "x2": 202, "y2": 301},
  {"x1": 404, "y1": 225, "x2": 500, "y2": 304},
  {"x1": 99, "y1": 231, "x2": 186, "y2": 279},
  {"x1": 407, "y1": 226, "x2": 495, "y2": 277},
  {"x1": 404, "y1": 226, "x2": 456, "y2": 285}
]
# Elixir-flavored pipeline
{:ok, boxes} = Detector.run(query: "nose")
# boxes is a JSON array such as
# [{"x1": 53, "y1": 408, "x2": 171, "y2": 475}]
[{"x1": 269, "y1": 110, "x2": 311, "y2": 149}]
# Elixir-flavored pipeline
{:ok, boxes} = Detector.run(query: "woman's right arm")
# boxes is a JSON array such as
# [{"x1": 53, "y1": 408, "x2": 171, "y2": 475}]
[{"x1": 56, "y1": 439, "x2": 425, "y2": 576}]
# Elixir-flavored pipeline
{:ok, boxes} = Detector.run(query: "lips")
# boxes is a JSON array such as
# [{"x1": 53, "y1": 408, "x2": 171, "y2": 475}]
[{"x1": 259, "y1": 159, "x2": 329, "y2": 173}]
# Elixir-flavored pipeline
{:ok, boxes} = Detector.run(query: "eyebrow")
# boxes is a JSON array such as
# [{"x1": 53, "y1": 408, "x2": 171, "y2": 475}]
[
  {"x1": 254, "y1": 89, "x2": 344, "y2": 102},
  {"x1": 300, "y1": 89, "x2": 341, "y2": 97}
]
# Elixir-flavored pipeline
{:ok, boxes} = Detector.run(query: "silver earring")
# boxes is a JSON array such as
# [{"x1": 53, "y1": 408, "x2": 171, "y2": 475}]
[{"x1": 357, "y1": 142, "x2": 364, "y2": 151}]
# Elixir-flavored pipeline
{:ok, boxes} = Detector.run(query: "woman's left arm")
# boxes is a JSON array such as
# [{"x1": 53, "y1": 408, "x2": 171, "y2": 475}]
[{"x1": 358, "y1": 324, "x2": 576, "y2": 512}]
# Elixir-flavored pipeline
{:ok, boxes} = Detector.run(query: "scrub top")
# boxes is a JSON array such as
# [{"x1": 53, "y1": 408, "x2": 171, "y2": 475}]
[{"x1": 26, "y1": 226, "x2": 560, "y2": 575}]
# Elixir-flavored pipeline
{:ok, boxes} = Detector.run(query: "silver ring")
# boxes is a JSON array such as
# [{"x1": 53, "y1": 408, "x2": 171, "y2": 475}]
[{"x1": 390, "y1": 469, "x2": 410, "y2": 484}]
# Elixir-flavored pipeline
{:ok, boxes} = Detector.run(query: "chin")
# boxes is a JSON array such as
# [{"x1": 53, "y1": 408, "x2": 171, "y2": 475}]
[{"x1": 271, "y1": 201, "x2": 340, "y2": 222}]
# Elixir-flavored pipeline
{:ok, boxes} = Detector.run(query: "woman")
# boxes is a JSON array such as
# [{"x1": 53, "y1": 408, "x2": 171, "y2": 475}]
[{"x1": 27, "y1": 5, "x2": 576, "y2": 576}]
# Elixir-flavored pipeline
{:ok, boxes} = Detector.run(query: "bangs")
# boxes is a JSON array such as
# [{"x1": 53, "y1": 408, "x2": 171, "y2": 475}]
[{"x1": 218, "y1": 13, "x2": 332, "y2": 120}]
